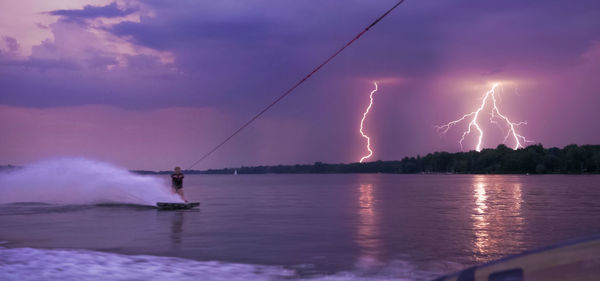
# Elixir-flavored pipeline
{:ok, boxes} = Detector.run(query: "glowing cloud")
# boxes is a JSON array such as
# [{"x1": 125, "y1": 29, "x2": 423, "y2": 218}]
[
  {"x1": 359, "y1": 82, "x2": 379, "y2": 163},
  {"x1": 436, "y1": 83, "x2": 532, "y2": 151}
]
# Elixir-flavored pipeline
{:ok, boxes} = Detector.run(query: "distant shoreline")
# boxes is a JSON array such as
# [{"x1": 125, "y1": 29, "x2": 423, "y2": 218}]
[
  {"x1": 132, "y1": 171, "x2": 600, "y2": 175},
  {"x1": 3, "y1": 144, "x2": 598, "y2": 175},
  {"x1": 131, "y1": 144, "x2": 600, "y2": 175}
]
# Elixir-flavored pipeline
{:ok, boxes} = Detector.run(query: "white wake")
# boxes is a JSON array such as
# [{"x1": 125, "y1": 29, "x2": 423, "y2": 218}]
[{"x1": 0, "y1": 158, "x2": 182, "y2": 206}]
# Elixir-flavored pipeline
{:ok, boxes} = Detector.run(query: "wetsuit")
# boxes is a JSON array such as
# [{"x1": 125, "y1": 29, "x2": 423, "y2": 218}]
[{"x1": 171, "y1": 173, "x2": 184, "y2": 190}]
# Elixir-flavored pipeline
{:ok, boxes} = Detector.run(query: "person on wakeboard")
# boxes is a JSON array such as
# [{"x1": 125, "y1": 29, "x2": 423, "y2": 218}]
[{"x1": 171, "y1": 166, "x2": 187, "y2": 202}]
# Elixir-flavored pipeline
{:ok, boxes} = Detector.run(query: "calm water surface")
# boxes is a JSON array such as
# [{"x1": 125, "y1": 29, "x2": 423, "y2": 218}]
[{"x1": 1, "y1": 174, "x2": 600, "y2": 280}]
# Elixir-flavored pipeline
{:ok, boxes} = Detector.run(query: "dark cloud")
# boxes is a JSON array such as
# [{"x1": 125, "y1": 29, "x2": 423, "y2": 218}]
[
  {"x1": 105, "y1": 0, "x2": 600, "y2": 78},
  {"x1": 8, "y1": 0, "x2": 600, "y2": 107},
  {"x1": 2, "y1": 0, "x2": 600, "y2": 167},
  {"x1": 111, "y1": 19, "x2": 279, "y2": 51},
  {"x1": 48, "y1": 2, "x2": 136, "y2": 21}
]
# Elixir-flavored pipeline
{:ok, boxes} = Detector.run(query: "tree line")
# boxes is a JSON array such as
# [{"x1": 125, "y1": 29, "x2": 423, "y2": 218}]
[{"x1": 176, "y1": 144, "x2": 600, "y2": 175}]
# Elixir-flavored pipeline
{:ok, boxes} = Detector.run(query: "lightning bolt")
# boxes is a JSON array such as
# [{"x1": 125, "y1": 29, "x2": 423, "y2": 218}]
[
  {"x1": 359, "y1": 82, "x2": 378, "y2": 163},
  {"x1": 436, "y1": 83, "x2": 532, "y2": 152}
]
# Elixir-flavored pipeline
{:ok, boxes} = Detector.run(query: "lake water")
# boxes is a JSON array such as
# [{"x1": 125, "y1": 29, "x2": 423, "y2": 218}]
[{"x1": 1, "y1": 173, "x2": 600, "y2": 280}]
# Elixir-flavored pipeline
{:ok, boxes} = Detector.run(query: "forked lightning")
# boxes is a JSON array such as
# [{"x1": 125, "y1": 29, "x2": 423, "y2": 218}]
[{"x1": 436, "y1": 83, "x2": 531, "y2": 151}]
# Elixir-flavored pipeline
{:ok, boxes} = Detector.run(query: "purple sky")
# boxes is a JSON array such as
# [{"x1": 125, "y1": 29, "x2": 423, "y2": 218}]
[{"x1": 1, "y1": 0, "x2": 599, "y2": 170}]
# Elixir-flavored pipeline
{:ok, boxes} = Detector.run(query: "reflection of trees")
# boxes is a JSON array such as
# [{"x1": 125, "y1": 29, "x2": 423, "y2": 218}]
[
  {"x1": 471, "y1": 175, "x2": 524, "y2": 263},
  {"x1": 356, "y1": 183, "x2": 383, "y2": 261},
  {"x1": 182, "y1": 144, "x2": 600, "y2": 174}
]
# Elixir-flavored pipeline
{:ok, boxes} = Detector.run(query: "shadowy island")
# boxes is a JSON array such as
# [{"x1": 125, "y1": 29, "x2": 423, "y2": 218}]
[{"x1": 132, "y1": 144, "x2": 600, "y2": 175}]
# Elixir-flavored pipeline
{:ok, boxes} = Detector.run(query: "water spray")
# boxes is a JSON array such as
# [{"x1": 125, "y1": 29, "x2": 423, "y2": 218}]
[{"x1": 0, "y1": 158, "x2": 182, "y2": 205}]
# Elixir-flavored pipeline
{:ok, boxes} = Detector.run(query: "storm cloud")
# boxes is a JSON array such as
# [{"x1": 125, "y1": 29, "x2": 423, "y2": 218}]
[
  {"x1": 1, "y1": 0, "x2": 599, "y2": 169},
  {"x1": 49, "y1": 2, "x2": 137, "y2": 21}
]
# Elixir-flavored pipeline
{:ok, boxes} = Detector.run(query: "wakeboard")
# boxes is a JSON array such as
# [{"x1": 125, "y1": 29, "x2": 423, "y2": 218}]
[{"x1": 156, "y1": 202, "x2": 200, "y2": 210}]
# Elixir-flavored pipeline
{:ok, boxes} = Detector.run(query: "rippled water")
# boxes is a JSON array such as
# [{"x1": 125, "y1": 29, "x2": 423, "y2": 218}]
[{"x1": 1, "y1": 174, "x2": 600, "y2": 280}]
